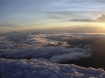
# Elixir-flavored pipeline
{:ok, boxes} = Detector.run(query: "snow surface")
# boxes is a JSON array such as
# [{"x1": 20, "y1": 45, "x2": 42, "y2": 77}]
[{"x1": 0, "y1": 59, "x2": 105, "y2": 78}]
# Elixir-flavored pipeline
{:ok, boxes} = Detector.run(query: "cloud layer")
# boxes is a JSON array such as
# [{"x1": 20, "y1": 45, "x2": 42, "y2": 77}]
[
  {"x1": 0, "y1": 32, "x2": 105, "y2": 78},
  {"x1": 1, "y1": 32, "x2": 104, "y2": 63},
  {"x1": 0, "y1": 58, "x2": 105, "y2": 78}
]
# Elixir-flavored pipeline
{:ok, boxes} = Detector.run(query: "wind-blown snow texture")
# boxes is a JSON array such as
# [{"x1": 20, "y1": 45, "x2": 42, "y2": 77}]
[
  {"x1": 0, "y1": 59, "x2": 105, "y2": 78},
  {"x1": 0, "y1": 32, "x2": 105, "y2": 78}
]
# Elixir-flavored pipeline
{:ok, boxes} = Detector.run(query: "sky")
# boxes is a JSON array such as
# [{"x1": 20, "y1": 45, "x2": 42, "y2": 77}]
[{"x1": 0, "y1": 0, "x2": 105, "y2": 33}]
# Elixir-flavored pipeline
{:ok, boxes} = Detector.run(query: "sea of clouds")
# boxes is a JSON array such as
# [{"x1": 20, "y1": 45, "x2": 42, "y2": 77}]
[
  {"x1": 0, "y1": 58, "x2": 105, "y2": 78},
  {"x1": 0, "y1": 32, "x2": 94, "y2": 63},
  {"x1": 0, "y1": 32, "x2": 105, "y2": 78}
]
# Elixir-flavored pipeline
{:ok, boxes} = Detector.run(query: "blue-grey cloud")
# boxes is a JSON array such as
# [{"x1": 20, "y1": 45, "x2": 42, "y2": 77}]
[
  {"x1": 47, "y1": 10, "x2": 105, "y2": 23},
  {"x1": 0, "y1": 22, "x2": 21, "y2": 27},
  {"x1": 47, "y1": 11, "x2": 97, "y2": 20},
  {"x1": 46, "y1": 14, "x2": 62, "y2": 20},
  {"x1": 69, "y1": 13, "x2": 105, "y2": 22},
  {"x1": 97, "y1": 13, "x2": 105, "y2": 22},
  {"x1": 70, "y1": 19, "x2": 94, "y2": 22}
]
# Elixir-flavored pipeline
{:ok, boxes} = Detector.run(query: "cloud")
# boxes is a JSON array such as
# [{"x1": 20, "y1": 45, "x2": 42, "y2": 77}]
[
  {"x1": 47, "y1": 11, "x2": 94, "y2": 18},
  {"x1": 1, "y1": 58, "x2": 105, "y2": 78},
  {"x1": 95, "y1": 0, "x2": 105, "y2": 3},
  {"x1": 70, "y1": 18, "x2": 94, "y2": 22},
  {"x1": 46, "y1": 11, "x2": 104, "y2": 22},
  {"x1": 0, "y1": 32, "x2": 94, "y2": 63},
  {"x1": 50, "y1": 50, "x2": 91, "y2": 63},
  {"x1": 46, "y1": 14, "x2": 62, "y2": 20},
  {"x1": 46, "y1": 9, "x2": 105, "y2": 23},
  {"x1": 0, "y1": 46, "x2": 92, "y2": 63},
  {"x1": 66, "y1": 0, "x2": 105, "y2": 3},
  {"x1": 96, "y1": 13, "x2": 105, "y2": 22},
  {"x1": 2, "y1": 32, "x2": 105, "y2": 63},
  {"x1": 68, "y1": 13, "x2": 105, "y2": 22},
  {"x1": 0, "y1": 22, "x2": 20, "y2": 27},
  {"x1": 1, "y1": 32, "x2": 105, "y2": 78}
]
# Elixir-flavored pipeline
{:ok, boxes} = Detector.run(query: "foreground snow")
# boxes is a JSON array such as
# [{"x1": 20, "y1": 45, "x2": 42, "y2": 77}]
[{"x1": 0, "y1": 59, "x2": 105, "y2": 78}]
